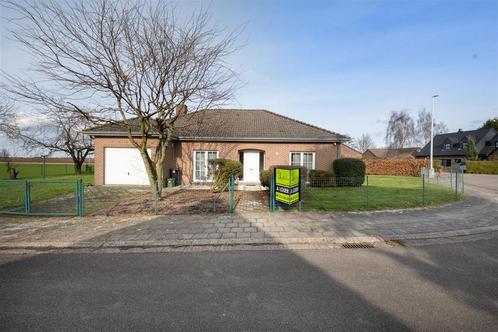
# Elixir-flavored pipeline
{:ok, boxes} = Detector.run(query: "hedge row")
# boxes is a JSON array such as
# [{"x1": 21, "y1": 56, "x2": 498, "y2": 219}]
[
  {"x1": 364, "y1": 159, "x2": 429, "y2": 177},
  {"x1": 466, "y1": 160, "x2": 498, "y2": 174}
]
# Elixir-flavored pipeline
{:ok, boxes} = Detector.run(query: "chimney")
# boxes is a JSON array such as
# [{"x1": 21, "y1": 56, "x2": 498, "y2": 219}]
[
  {"x1": 458, "y1": 129, "x2": 463, "y2": 132},
  {"x1": 175, "y1": 104, "x2": 187, "y2": 117}
]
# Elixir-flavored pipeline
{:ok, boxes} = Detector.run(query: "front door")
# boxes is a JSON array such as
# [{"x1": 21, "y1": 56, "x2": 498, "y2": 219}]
[{"x1": 243, "y1": 151, "x2": 260, "y2": 183}]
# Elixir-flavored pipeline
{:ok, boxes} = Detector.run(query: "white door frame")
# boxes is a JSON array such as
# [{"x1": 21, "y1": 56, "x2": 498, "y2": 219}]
[{"x1": 242, "y1": 150, "x2": 260, "y2": 183}]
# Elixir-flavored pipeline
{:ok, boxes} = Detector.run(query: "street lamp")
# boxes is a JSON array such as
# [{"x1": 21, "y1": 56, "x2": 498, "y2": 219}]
[{"x1": 429, "y1": 94, "x2": 439, "y2": 178}]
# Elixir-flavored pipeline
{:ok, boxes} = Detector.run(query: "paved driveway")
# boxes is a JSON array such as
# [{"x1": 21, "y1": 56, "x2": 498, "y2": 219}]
[{"x1": 464, "y1": 174, "x2": 498, "y2": 202}]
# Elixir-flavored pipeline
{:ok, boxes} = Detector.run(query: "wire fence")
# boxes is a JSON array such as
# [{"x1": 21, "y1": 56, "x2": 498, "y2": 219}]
[
  {"x1": 269, "y1": 172, "x2": 464, "y2": 212},
  {"x1": 0, "y1": 162, "x2": 94, "y2": 179},
  {"x1": 0, "y1": 179, "x2": 84, "y2": 216}
]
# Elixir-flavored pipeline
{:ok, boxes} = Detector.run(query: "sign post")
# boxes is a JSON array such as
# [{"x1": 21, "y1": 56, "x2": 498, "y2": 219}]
[{"x1": 274, "y1": 166, "x2": 301, "y2": 207}]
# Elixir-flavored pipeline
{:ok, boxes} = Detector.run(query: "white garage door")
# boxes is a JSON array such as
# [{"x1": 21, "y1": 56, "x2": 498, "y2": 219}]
[{"x1": 104, "y1": 148, "x2": 151, "y2": 185}]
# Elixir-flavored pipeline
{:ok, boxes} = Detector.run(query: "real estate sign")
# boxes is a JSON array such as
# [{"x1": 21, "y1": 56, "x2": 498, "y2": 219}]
[{"x1": 274, "y1": 167, "x2": 301, "y2": 205}]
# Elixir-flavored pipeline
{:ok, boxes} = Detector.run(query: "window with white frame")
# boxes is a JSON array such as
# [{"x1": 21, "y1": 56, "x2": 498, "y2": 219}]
[
  {"x1": 193, "y1": 151, "x2": 218, "y2": 181},
  {"x1": 290, "y1": 152, "x2": 315, "y2": 169}
]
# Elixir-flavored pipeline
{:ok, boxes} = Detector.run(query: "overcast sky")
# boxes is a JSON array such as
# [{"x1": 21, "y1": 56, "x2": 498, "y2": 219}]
[{"x1": 1, "y1": 0, "x2": 497, "y2": 155}]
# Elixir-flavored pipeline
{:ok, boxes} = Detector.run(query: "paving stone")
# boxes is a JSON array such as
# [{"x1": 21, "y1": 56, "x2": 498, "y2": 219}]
[{"x1": 221, "y1": 232, "x2": 236, "y2": 239}]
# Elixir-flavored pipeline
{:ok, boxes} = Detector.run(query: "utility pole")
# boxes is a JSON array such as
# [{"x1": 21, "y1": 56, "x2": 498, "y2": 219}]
[{"x1": 429, "y1": 94, "x2": 439, "y2": 178}]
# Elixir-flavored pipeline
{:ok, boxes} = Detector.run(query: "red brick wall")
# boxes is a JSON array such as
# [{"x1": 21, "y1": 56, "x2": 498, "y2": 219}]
[
  {"x1": 174, "y1": 141, "x2": 339, "y2": 184},
  {"x1": 94, "y1": 137, "x2": 339, "y2": 185}
]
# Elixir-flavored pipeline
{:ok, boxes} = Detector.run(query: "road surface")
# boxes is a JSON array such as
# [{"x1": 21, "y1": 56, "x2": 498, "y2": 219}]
[{"x1": 1, "y1": 237, "x2": 498, "y2": 331}]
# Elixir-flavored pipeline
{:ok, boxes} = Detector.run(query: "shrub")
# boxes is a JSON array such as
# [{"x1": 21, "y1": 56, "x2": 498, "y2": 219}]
[
  {"x1": 308, "y1": 169, "x2": 333, "y2": 178},
  {"x1": 307, "y1": 169, "x2": 335, "y2": 187},
  {"x1": 364, "y1": 159, "x2": 428, "y2": 177},
  {"x1": 333, "y1": 158, "x2": 365, "y2": 186},
  {"x1": 260, "y1": 169, "x2": 271, "y2": 188},
  {"x1": 466, "y1": 160, "x2": 498, "y2": 174},
  {"x1": 208, "y1": 159, "x2": 242, "y2": 192}
]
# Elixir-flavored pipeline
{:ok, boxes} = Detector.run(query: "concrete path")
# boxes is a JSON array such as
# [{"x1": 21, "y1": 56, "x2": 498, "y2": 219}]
[{"x1": 0, "y1": 190, "x2": 497, "y2": 252}]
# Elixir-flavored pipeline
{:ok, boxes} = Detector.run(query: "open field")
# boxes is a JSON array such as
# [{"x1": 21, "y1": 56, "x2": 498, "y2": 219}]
[
  {"x1": 302, "y1": 175, "x2": 459, "y2": 211},
  {"x1": 0, "y1": 162, "x2": 93, "y2": 179}
]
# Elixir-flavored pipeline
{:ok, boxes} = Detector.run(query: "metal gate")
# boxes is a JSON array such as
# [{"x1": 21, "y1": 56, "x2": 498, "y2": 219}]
[{"x1": 0, "y1": 179, "x2": 84, "y2": 216}]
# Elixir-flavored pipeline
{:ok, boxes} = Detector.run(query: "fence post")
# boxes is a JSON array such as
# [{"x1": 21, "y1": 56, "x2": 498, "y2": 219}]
[
  {"x1": 228, "y1": 175, "x2": 234, "y2": 213},
  {"x1": 269, "y1": 175, "x2": 275, "y2": 212},
  {"x1": 77, "y1": 179, "x2": 84, "y2": 217},
  {"x1": 24, "y1": 180, "x2": 31, "y2": 214},
  {"x1": 365, "y1": 176, "x2": 369, "y2": 209},
  {"x1": 455, "y1": 171, "x2": 458, "y2": 200},
  {"x1": 422, "y1": 174, "x2": 426, "y2": 205}
]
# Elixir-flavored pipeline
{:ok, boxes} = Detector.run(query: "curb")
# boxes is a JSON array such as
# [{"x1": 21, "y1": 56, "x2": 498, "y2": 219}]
[{"x1": 2, "y1": 225, "x2": 498, "y2": 253}]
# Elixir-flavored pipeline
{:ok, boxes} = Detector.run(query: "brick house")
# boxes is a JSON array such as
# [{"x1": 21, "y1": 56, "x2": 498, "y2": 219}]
[
  {"x1": 84, "y1": 109, "x2": 350, "y2": 185},
  {"x1": 416, "y1": 128, "x2": 498, "y2": 167}
]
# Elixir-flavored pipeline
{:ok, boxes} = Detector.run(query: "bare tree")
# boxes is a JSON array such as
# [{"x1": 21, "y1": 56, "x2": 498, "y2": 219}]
[
  {"x1": 4, "y1": 0, "x2": 241, "y2": 204},
  {"x1": 7, "y1": 111, "x2": 93, "y2": 175},
  {"x1": 385, "y1": 110, "x2": 416, "y2": 149},
  {"x1": 415, "y1": 108, "x2": 448, "y2": 145},
  {"x1": 353, "y1": 133, "x2": 375, "y2": 153},
  {"x1": 0, "y1": 100, "x2": 15, "y2": 135},
  {"x1": 0, "y1": 148, "x2": 19, "y2": 179}
]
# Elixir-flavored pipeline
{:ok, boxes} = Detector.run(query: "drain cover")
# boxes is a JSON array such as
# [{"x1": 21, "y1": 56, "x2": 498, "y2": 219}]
[{"x1": 341, "y1": 242, "x2": 375, "y2": 249}]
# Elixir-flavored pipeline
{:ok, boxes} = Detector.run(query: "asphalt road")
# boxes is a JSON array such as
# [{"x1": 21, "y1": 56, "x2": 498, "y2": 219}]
[
  {"x1": 1, "y1": 239, "x2": 498, "y2": 331},
  {"x1": 464, "y1": 174, "x2": 498, "y2": 202}
]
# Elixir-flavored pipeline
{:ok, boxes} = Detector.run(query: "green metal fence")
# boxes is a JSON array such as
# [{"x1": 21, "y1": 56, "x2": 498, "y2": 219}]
[
  {"x1": 228, "y1": 175, "x2": 235, "y2": 213},
  {"x1": 269, "y1": 172, "x2": 464, "y2": 212},
  {"x1": 0, "y1": 179, "x2": 84, "y2": 216}
]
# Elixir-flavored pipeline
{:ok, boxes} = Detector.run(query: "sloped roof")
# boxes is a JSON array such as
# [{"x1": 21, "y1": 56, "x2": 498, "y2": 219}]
[
  {"x1": 364, "y1": 147, "x2": 421, "y2": 159},
  {"x1": 84, "y1": 109, "x2": 349, "y2": 142},
  {"x1": 417, "y1": 128, "x2": 497, "y2": 157}
]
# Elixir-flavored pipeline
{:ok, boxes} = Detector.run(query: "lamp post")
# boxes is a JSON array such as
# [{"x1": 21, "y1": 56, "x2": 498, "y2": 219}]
[{"x1": 429, "y1": 94, "x2": 439, "y2": 178}]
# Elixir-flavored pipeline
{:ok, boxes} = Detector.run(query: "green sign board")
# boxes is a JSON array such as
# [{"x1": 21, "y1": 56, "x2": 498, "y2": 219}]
[{"x1": 274, "y1": 167, "x2": 301, "y2": 205}]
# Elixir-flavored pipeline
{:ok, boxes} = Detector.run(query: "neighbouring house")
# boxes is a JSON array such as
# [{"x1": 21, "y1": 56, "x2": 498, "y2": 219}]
[
  {"x1": 363, "y1": 147, "x2": 421, "y2": 159},
  {"x1": 416, "y1": 128, "x2": 498, "y2": 167},
  {"x1": 340, "y1": 145, "x2": 362, "y2": 159},
  {"x1": 83, "y1": 109, "x2": 350, "y2": 186}
]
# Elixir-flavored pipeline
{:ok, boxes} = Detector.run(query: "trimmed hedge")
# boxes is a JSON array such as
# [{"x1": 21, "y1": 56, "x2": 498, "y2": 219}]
[
  {"x1": 364, "y1": 159, "x2": 429, "y2": 177},
  {"x1": 209, "y1": 159, "x2": 242, "y2": 192},
  {"x1": 333, "y1": 158, "x2": 365, "y2": 186},
  {"x1": 466, "y1": 160, "x2": 498, "y2": 174}
]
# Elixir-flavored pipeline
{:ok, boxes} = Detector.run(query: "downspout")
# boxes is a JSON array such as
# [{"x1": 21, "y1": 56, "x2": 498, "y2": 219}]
[{"x1": 336, "y1": 142, "x2": 342, "y2": 159}]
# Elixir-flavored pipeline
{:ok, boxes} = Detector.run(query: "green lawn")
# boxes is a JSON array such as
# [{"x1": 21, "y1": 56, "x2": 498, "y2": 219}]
[
  {"x1": 0, "y1": 174, "x2": 93, "y2": 212},
  {"x1": 0, "y1": 162, "x2": 93, "y2": 179},
  {"x1": 302, "y1": 175, "x2": 459, "y2": 211}
]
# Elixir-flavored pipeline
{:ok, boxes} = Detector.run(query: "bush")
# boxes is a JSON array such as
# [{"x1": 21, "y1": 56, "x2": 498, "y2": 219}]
[
  {"x1": 466, "y1": 160, "x2": 498, "y2": 174},
  {"x1": 308, "y1": 169, "x2": 333, "y2": 178},
  {"x1": 260, "y1": 169, "x2": 271, "y2": 188},
  {"x1": 333, "y1": 158, "x2": 365, "y2": 186},
  {"x1": 364, "y1": 159, "x2": 428, "y2": 177},
  {"x1": 307, "y1": 169, "x2": 335, "y2": 187},
  {"x1": 208, "y1": 159, "x2": 242, "y2": 192}
]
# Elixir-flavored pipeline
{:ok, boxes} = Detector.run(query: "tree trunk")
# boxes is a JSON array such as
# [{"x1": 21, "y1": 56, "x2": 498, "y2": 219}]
[
  {"x1": 74, "y1": 161, "x2": 82, "y2": 175},
  {"x1": 139, "y1": 148, "x2": 160, "y2": 213}
]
